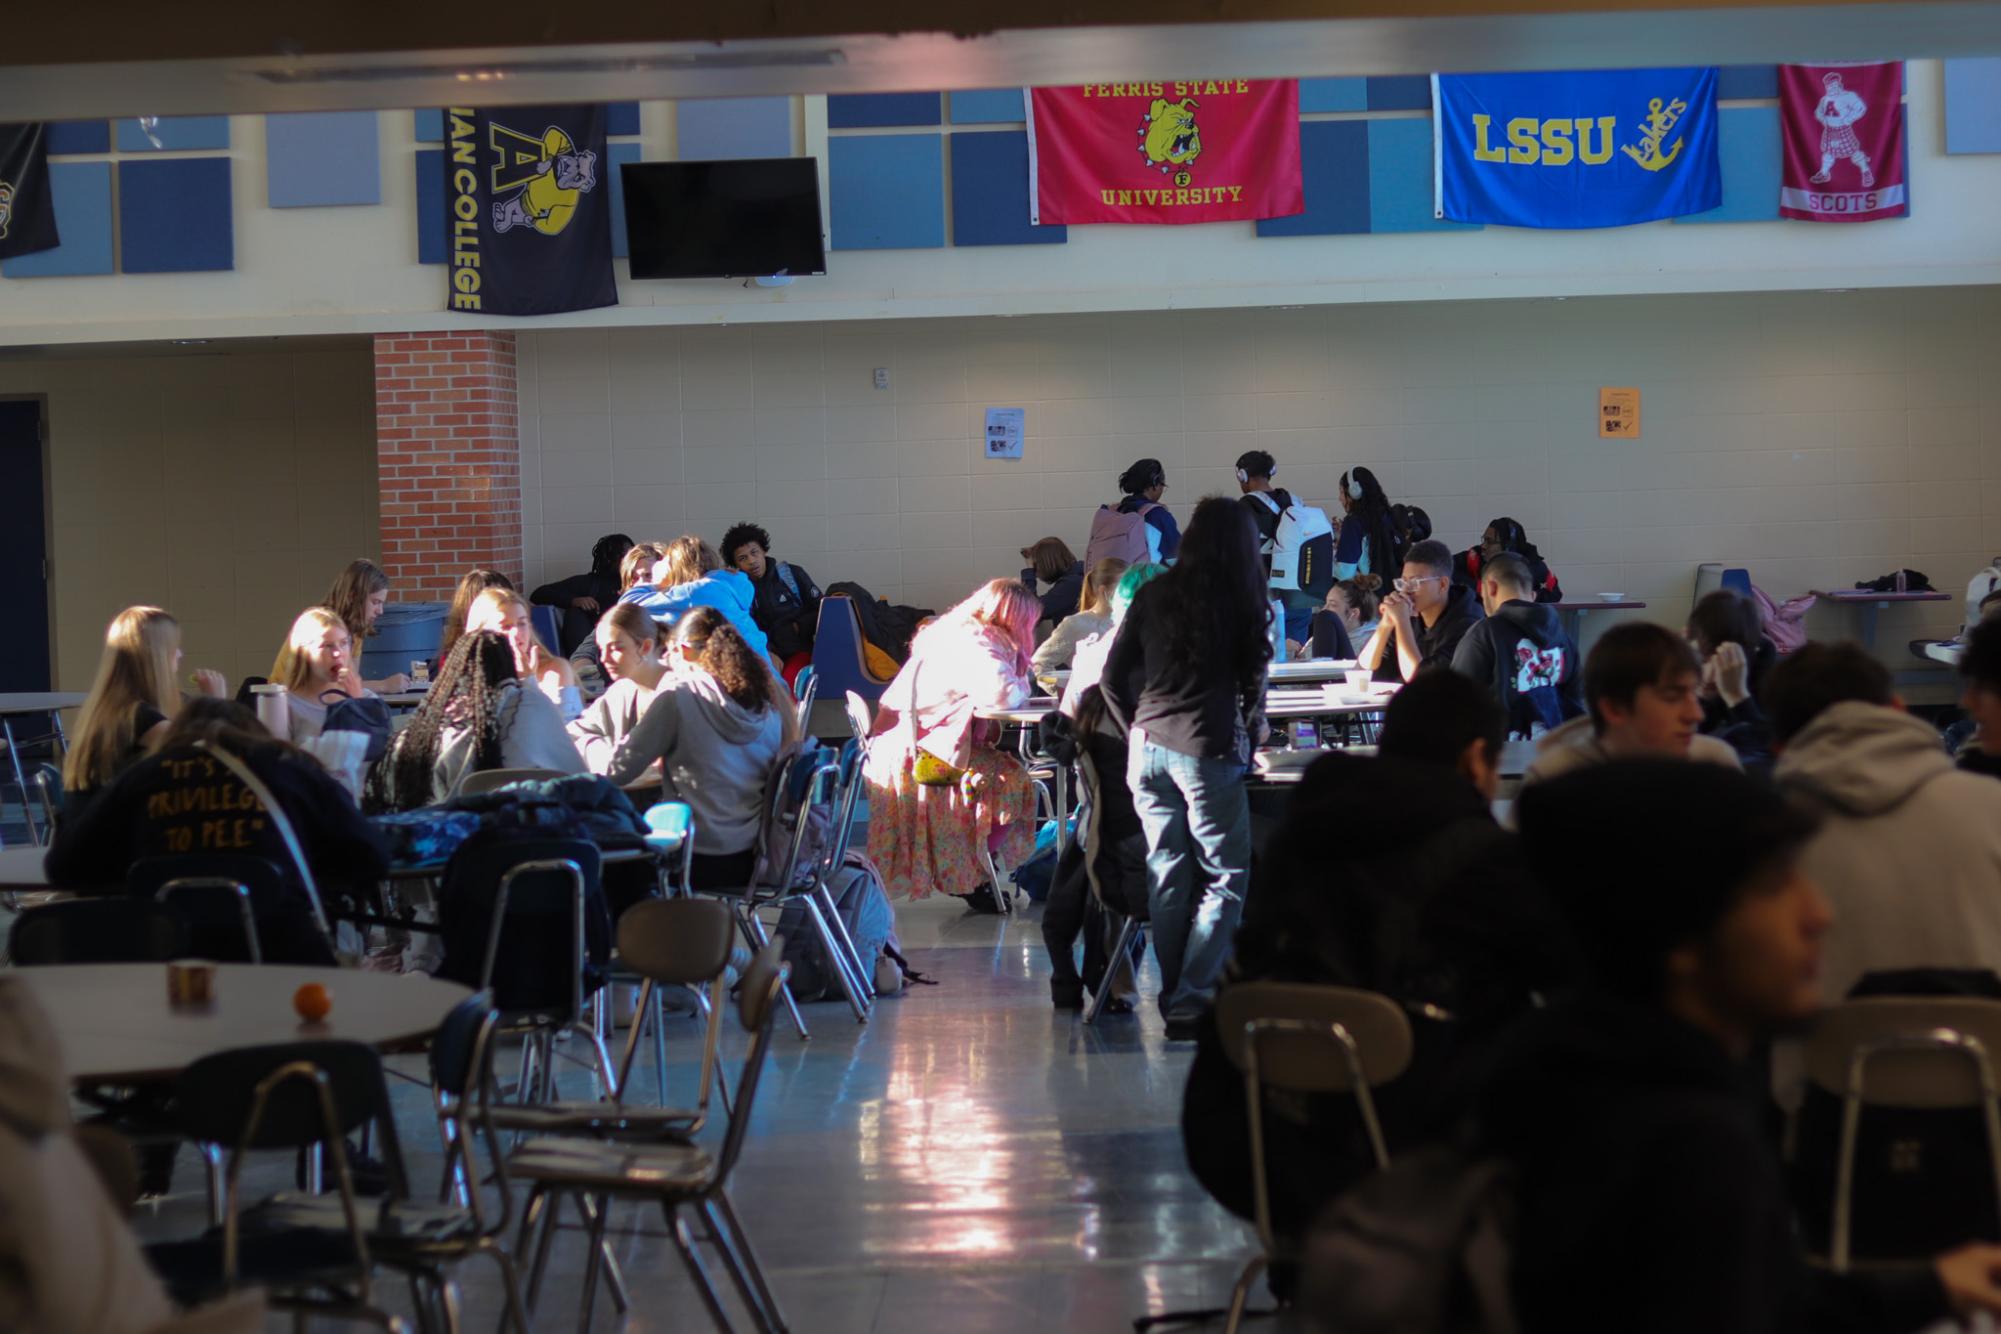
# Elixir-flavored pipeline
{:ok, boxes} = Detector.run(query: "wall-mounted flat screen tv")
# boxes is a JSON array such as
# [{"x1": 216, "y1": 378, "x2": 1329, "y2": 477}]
[{"x1": 620, "y1": 158, "x2": 827, "y2": 280}]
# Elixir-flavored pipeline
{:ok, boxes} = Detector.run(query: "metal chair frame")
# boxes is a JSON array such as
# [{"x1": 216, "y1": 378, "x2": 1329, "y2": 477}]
[
  {"x1": 510, "y1": 946, "x2": 794, "y2": 1333},
  {"x1": 1077, "y1": 747, "x2": 1148, "y2": 1026},
  {"x1": 1829, "y1": 1026, "x2": 2001, "y2": 1272},
  {"x1": 155, "y1": 877, "x2": 262, "y2": 965},
  {"x1": 480, "y1": 858, "x2": 621, "y2": 1107}
]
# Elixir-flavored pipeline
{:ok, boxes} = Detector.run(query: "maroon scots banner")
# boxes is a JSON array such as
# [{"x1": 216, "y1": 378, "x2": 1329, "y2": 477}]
[
  {"x1": 1026, "y1": 79, "x2": 1303, "y2": 225},
  {"x1": 1779, "y1": 62, "x2": 1908, "y2": 223}
]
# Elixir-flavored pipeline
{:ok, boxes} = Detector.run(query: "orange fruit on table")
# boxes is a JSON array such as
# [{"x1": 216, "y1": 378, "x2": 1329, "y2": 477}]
[{"x1": 294, "y1": 982, "x2": 334, "y2": 1022}]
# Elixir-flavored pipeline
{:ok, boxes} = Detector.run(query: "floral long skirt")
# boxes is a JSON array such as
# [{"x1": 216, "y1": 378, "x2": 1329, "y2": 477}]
[{"x1": 866, "y1": 745, "x2": 1036, "y2": 900}]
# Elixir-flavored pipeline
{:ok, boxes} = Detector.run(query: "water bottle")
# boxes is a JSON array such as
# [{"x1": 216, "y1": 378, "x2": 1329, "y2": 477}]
[
  {"x1": 1268, "y1": 597, "x2": 1287, "y2": 663},
  {"x1": 250, "y1": 683, "x2": 289, "y2": 738}
]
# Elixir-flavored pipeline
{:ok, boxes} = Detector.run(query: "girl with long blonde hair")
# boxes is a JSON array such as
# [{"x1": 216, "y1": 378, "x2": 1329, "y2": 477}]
[
  {"x1": 270, "y1": 606, "x2": 364, "y2": 742},
  {"x1": 63, "y1": 607, "x2": 225, "y2": 798},
  {"x1": 437, "y1": 568, "x2": 515, "y2": 666},
  {"x1": 865, "y1": 577, "x2": 1043, "y2": 907},
  {"x1": 1032, "y1": 556, "x2": 1128, "y2": 674},
  {"x1": 323, "y1": 557, "x2": 409, "y2": 693},
  {"x1": 462, "y1": 585, "x2": 583, "y2": 722}
]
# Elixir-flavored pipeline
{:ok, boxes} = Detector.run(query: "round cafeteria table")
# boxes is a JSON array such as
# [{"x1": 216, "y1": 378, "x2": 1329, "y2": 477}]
[
  {"x1": 0, "y1": 845, "x2": 50, "y2": 891},
  {"x1": 16, "y1": 963, "x2": 471, "y2": 1085}
]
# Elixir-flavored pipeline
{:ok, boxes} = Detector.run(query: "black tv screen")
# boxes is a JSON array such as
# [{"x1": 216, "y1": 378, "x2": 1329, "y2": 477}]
[{"x1": 620, "y1": 158, "x2": 827, "y2": 280}]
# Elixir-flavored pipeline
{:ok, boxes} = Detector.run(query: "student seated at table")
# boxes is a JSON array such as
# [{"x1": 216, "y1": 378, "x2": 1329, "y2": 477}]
[
  {"x1": 436, "y1": 567, "x2": 515, "y2": 666},
  {"x1": 1360, "y1": 539, "x2": 1484, "y2": 684},
  {"x1": 1451, "y1": 515, "x2": 1563, "y2": 604},
  {"x1": 531, "y1": 532, "x2": 632, "y2": 656},
  {"x1": 1061, "y1": 563, "x2": 1166, "y2": 714},
  {"x1": 0, "y1": 976, "x2": 267, "y2": 1334},
  {"x1": 1033, "y1": 557, "x2": 1127, "y2": 675},
  {"x1": 270, "y1": 607, "x2": 371, "y2": 744},
  {"x1": 63, "y1": 606, "x2": 226, "y2": 815},
  {"x1": 1686, "y1": 587, "x2": 1777, "y2": 774},
  {"x1": 1522, "y1": 621, "x2": 1740, "y2": 786},
  {"x1": 1473, "y1": 761, "x2": 2001, "y2": 1334},
  {"x1": 365, "y1": 630, "x2": 584, "y2": 811},
  {"x1": 1020, "y1": 536, "x2": 1086, "y2": 635},
  {"x1": 570, "y1": 543, "x2": 667, "y2": 697},
  {"x1": 721, "y1": 521, "x2": 823, "y2": 677},
  {"x1": 323, "y1": 557, "x2": 408, "y2": 693},
  {"x1": 567, "y1": 603, "x2": 671, "y2": 774},
  {"x1": 866, "y1": 578, "x2": 1041, "y2": 908},
  {"x1": 463, "y1": 586, "x2": 582, "y2": 722},
  {"x1": 1302, "y1": 575, "x2": 1383, "y2": 663},
  {"x1": 619, "y1": 536, "x2": 773, "y2": 664},
  {"x1": 593, "y1": 607, "x2": 795, "y2": 890},
  {"x1": 1958, "y1": 618, "x2": 2001, "y2": 780},
  {"x1": 49, "y1": 698, "x2": 387, "y2": 965},
  {"x1": 1450, "y1": 551, "x2": 1583, "y2": 739},
  {"x1": 1185, "y1": 680, "x2": 1574, "y2": 1284}
]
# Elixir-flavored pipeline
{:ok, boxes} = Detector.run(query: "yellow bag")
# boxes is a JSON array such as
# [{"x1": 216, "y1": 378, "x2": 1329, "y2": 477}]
[
  {"x1": 912, "y1": 751, "x2": 965, "y2": 787},
  {"x1": 863, "y1": 641, "x2": 899, "y2": 683}
]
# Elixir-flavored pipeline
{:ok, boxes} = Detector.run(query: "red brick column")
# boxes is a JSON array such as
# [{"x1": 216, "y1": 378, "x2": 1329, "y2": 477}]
[{"x1": 372, "y1": 331, "x2": 522, "y2": 600}]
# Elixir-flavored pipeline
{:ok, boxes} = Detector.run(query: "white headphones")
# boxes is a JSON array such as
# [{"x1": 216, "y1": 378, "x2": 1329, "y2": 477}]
[
  {"x1": 1347, "y1": 472, "x2": 1364, "y2": 500},
  {"x1": 1235, "y1": 468, "x2": 1248, "y2": 483}
]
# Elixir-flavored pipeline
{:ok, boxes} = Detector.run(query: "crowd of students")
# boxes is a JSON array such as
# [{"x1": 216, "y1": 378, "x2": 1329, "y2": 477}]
[{"x1": 35, "y1": 456, "x2": 2001, "y2": 1332}]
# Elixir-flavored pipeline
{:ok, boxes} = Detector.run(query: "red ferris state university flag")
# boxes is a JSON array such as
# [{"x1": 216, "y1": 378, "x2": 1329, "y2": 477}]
[{"x1": 1026, "y1": 79, "x2": 1304, "y2": 225}]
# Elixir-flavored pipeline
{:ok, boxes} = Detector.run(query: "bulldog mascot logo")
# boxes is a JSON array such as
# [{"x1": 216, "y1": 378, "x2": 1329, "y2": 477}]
[
  {"x1": 1138, "y1": 98, "x2": 1203, "y2": 185},
  {"x1": 488, "y1": 119, "x2": 600, "y2": 236}
]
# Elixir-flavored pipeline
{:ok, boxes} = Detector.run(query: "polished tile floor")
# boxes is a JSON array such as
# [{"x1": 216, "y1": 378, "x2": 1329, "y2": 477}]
[{"x1": 131, "y1": 895, "x2": 1299, "y2": 1332}]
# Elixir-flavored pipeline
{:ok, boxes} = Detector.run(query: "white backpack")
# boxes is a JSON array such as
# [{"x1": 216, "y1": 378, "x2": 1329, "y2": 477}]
[
  {"x1": 1268, "y1": 500, "x2": 1337, "y2": 598},
  {"x1": 1969, "y1": 560, "x2": 2001, "y2": 636}
]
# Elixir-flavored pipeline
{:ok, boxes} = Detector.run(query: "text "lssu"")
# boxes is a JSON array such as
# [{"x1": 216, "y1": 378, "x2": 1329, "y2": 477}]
[{"x1": 1470, "y1": 115, "x2": 1620, "y2": 166}]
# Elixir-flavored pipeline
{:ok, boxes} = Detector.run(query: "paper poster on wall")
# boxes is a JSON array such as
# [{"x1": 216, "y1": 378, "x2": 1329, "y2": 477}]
[
  {"x1": 1599, "y1": 387, "x2": 1641, "y2": 438},
  {"x1": 984, "y1": 407, "x2": 1026, "y2": 459}
]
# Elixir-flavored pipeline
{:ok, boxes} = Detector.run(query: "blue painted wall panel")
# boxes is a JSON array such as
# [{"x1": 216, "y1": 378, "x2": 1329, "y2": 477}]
[
  {"x1": 1717, "y1": 66, "x2": 1779, "y2": 100},
  {"x1": 828, "y1": 135, "x2": 944, "y2": 250},
  {"x1": 828, "y1": 92, "x2": 941, "y2": 129},
  {"x1": 608, "y1": 142, "x2": 643, "y2": 259},
  {"x1": 415, "y1": 109, "x2": 444, "y2": 144},
  {"x1": 46, "y1": 121, "x2": 110, "y2": 155},
  {"x1": 118, "y1": 158, "x2": 234, "y2": 272},
  {"x1": 606, "y1": 103, "x2": 642, "y2": 137},
  {"x1": 676, "y1": 97, "x2": 793, "y2": 159},
  {"x1": 1674, "y1": 106, "x2": 1781, "y2": 224},
  {"x1": 1367, "y1": 118, "x2": 1479, "y2": 233},
  {"x1": 2, "y1": 161, "x2": 114, "y2": 277},
  {"x1": 950, "y1": 89, "x2": 1025, "y2": 124},
  {"x1": 1945, "y1": 58, "x2": 2001, "y2": 154},
  {"x1": 1366, "y1": 76, "x2": 1433, "y2": 111},
  {"x1": 1299, "y1": 78, "x2": 1368, "y2": 113},
  {"x1": 415, "y1": 150, "x2": 445, "y2": 264},
  {"x1": 949, "y1": 131, "x2": 1065, "y2": 246},
  {"x1": 266, "y1": 112, "x2": 381, "y2": 207},
  {"x1": 1257, "y1": 120, "x2": 1370, "y2": 237},
  {"x1": 116, "y1": 116, "x2": 230, "y2": 152}
]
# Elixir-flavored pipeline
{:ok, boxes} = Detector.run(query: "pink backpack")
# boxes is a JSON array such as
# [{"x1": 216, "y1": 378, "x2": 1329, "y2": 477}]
[
  {"x1": 1084, "y1": 502, "x2": 1157, "y2": 569},
  {"x1": 1752, "y1": 583, "x2": 1815, "y2": 655}
]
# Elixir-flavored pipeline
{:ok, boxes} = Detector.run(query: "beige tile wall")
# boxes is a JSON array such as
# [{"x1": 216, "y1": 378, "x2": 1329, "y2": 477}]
[
  {"x1": 516, "y1": 288, "x2": 2000, "y2": 680},
  {"x1": 1, "y1": 344, "x2": 379, "y2": 690}
]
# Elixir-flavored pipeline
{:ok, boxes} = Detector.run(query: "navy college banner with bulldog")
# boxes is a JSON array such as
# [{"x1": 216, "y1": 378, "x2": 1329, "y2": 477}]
[
  {"x1": 0, "y1": 124, "x2": 60, "y2": 261},
  {"x1": 444, "y1": 105, "x2": 617, "y2": 316},
  {"x1": 1432, "y1": 68, "x2": 1721, "y2": 228}
]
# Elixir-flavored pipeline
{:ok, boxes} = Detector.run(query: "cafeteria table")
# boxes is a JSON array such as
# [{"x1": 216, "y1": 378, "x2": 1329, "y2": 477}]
[
  {"x1": 14, "y1": 963, "x2": 469, "y2": 1085},
  {"x1": 1554, "y1": 599, "x2": 1648, "y2": 644},
  {"x1": 975, "y1": 701, "x2": 1071, "y2": 856},
  {"x1": 1037, "y1": 658, "x2": 1360, "y2": 693},
  {"x1": 0, "y1": 692, "x2": 85, "y2": 845},
  {"x1": 1814, "y1": 588, "x2": 1951, "y2": 652},
  {"x1": 1914, "y1": 639, "x2": 1965, "y2": 669}
]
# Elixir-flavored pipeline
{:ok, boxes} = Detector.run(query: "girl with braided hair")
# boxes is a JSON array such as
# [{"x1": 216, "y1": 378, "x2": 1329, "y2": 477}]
[{"x1": 366, "y1": 628, "x2": 582, "y2": 811}]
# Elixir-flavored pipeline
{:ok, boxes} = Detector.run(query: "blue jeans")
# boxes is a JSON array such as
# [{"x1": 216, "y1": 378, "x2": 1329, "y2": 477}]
[{"x1": 1128, "y1": 734, "x2": 1251, "y2": 1023}]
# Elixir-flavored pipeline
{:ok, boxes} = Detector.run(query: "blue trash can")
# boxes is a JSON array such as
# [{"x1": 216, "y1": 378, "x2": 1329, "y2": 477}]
[{"x1": 360, "y1": 600, "x2": 449, "y2": 681}]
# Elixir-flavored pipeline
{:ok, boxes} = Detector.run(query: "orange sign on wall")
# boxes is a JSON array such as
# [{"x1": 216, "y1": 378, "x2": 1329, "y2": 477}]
[{"x1": 1599, "y1": 386, "x2": 1641, "y2": 438}]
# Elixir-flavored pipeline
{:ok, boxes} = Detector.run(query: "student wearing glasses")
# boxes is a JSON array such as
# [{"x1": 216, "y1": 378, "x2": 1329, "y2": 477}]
[{"x1": 1359, "y1": 539, "x2": 1484, "y2": 683}]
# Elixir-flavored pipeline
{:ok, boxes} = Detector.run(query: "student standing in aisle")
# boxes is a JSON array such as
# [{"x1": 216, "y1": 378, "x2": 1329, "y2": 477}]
[{"x1": 1102, "y1": 497, "x2": 1270, "y2": 1040}]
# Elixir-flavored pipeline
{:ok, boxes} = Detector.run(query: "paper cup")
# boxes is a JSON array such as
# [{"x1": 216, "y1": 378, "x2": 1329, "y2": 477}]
[{"x1": 1346, "y1": 668, "x2": 1373, "y2": 691}]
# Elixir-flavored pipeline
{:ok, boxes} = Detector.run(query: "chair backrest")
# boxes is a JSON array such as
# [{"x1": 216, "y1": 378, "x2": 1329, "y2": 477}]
[
  {"x1": 529, "y1": 604, "x2": 563, "y2": 654},
  {"x1": 482, "y1": 844, "x2": 599, "y2": 1018},
  {"x1": 1216, "y1": 982, "x2": 1415, "y2": 1255},
  {"x1": 8, "y1": 898, "x2": 186, "y2": 965},
  {"x1": 715, "y1": 937, "x2": 790, "y2": 1181},
  {"x1": 1807, "y1": 997, "x2": 2001, "y2": 1110},
  {"x1": 793, "y1": 667, "x2": 818, "y2": 733},
  {"x1": 428, "y1": 991, "x2": 512, "y2": 1236},
  {"x1": 154, "y1": 879, "x2": 261, "y2": 965},
  {"x1": 175, "y1": 1041, "x2": 402, "y2": 1163},
  {"x1": 810, "y1": 597, "x2": 889, "y2": 704},
  {"x1": 616, "y1": 897, "x2": 736, "y2": 986},
  {"x1": 1215, "y1": 982, "x2": 1415, "y2": 1093},
  {"x1": 642, "y1": 800, "x2": 698, "y2": 893},
  {"x1": 454, "y1": 767, "x2": 570, "y2": 798},
  {"x1": 845, "y1": 690, "x2": 875, "y2": 745},
  {"x1": 823, "y1": 739, "x2": 866, "y2": 872},
  {"x1": 32, "y1": 762, "x2": 61, "y2": 833},
  {"x1": 759, "y1": 747, "x2": 839, "y2": 893}
]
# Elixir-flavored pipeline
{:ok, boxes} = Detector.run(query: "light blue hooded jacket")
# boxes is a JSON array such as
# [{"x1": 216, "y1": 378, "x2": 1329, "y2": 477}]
[{"x1": 619, "y1": 569, "x2": 771, "y2": 656}]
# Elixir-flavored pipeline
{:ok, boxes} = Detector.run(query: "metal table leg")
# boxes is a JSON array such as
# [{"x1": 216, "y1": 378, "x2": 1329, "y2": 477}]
[{"x1": 1, "y1": 716, "x2": 30, "y2": 846}]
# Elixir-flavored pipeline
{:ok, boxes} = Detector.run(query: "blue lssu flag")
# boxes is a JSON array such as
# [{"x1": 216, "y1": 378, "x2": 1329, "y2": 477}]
[{"x1": 1432, "y1": 68, "x2": 1721, "y2": 228}]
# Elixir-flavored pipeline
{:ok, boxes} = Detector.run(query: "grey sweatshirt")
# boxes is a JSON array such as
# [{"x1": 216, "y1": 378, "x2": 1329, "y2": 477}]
[
  {"x1": 601, "y1": 672, "x2": 785, "y2": 856},
  {"x1": 429, "y1": 683, "x2": 586, "y2": 804}
]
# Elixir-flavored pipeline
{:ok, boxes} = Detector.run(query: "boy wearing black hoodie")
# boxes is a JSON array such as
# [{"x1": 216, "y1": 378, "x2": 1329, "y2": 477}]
[
  {"x1": 1365, "y1": 539, "x2": 1485, "y2": 682},
  {"x1": 1450, "y1": 551, "x2": 1585, "y2": 738}
]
